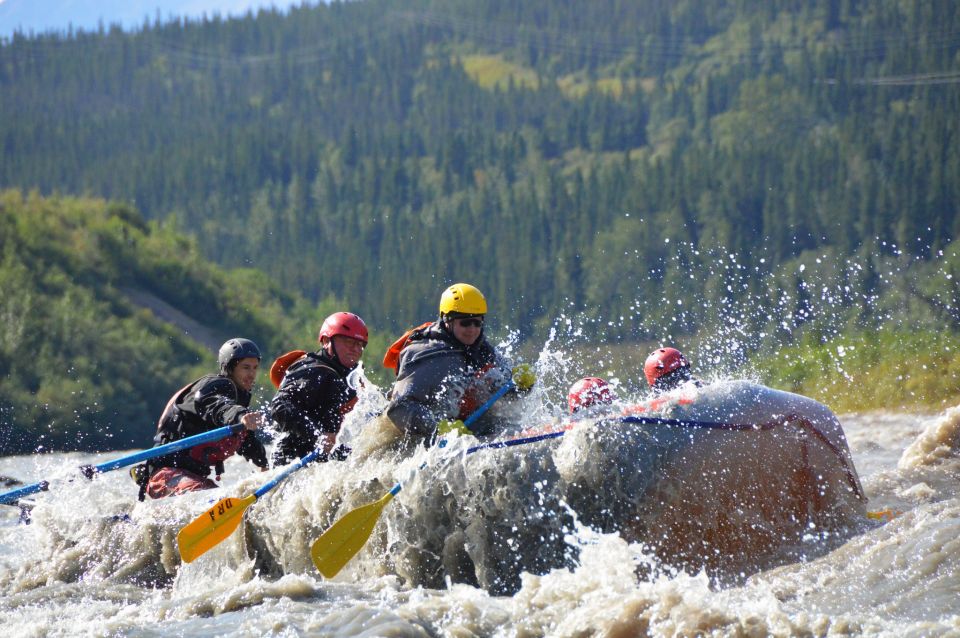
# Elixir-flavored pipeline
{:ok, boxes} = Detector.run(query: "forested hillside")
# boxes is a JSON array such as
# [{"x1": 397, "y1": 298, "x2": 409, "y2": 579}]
[
  {"x1": 2, "y1": 0, "x2": 957, "y2": 334},
  {"x1": 0, "y1": 190, "x2": 367, "y2": 453},
  {"x1": 1, "y1": 0, "x2": 960, "y2": 445}
]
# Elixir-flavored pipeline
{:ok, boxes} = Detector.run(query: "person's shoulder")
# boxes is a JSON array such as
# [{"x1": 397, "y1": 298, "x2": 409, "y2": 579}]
[
  {"x1": 284, "y1": 352, "x2": 322, "y2": 374},
  {"x1": 286, "y1": 353, "x2": 345, "y2": 382},
  {"x1": 194, "y1": 374, "x2": 237, "y2": 397},
  {"x1": 401, "y1": 337, "x2": 460, "y2": 366}
]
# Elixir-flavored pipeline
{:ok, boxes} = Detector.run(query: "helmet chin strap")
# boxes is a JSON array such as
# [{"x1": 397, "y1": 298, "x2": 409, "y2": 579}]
[
  {"x1": 325, "y1": 338, "x2": 356, "y2": 370},
  {"x1": 324, "y1": 338, "x2": 339, "y2": 364}
]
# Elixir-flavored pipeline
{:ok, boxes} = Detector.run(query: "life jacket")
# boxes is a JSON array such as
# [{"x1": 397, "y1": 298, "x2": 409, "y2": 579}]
[
  {"x1": 455, "y1": 362, "x2": 498, "y2": 419},
  {"x1": 383, "y1": 321, "x2": 433, "y2": 375},
  {"x1": 187, "y1": 431, "x2": 245, "y2": 465},
  {"x1": 277, "y1": 350, "x2": 361, "y2": 417},
  {"x1": 387, "y1": 321, "x2": 499, "y2": 420},
  {"x1": 270, "y1": 349, "x2": 309, "y2": 388},
  {"x1": 134, "y1": 375, "x2": 249, "y2": 500}
]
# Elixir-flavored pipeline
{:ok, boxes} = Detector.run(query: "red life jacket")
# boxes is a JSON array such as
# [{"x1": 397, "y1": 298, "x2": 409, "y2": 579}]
[
  {"x1": 455, "y1": 363, "x2": 497, "y2": 419},
  {"x1": 161, "y1": 384, "x2": 247, "y2": 467},
  {"x1": 188, "y1": 429, "x2": 247, "y2": 465}
]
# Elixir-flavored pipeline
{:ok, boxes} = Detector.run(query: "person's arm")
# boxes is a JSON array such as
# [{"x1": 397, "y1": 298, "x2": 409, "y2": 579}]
[
  {"x1": 385, "y1": 397, "x2": 439, "y2": 437},
  {"x1": 193, "y1": 377, "x2": 249, "y2": 428},
  {"x1": 238, "y1": 432, "x2": 269, "y2": 469},
  {"x1": 270, "y1": 370, "x2": 324, "y2": 434},
  {"x1": 386, "y1": 351, "x2": 463, "y2": 437},
  {"x1": 311, "y1": 370, "x2": 356, "y2": 434}
]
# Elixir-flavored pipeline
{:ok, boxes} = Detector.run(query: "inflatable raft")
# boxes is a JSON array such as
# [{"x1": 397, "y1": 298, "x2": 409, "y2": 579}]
[
  {"x1": 556, "y1": 380, "x2": 867, "y2": 582},
  {"x1": 322, "y1": 380, "x2": 867, "y2": 594}
]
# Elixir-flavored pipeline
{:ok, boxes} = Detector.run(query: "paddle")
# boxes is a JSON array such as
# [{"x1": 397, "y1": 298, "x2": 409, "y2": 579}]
[
  {"x1": 0, "y1": 423, "x2": 246, "y2": 506},
  {"x1": 177, "y1": 447, "x2": 327, "y2": 563},
  {"x1": 310, "y1": 380, "x2": 515, "y2": 578}
]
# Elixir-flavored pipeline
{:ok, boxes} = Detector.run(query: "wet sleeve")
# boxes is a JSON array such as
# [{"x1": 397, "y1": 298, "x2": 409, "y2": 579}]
[
  {"x1": 270, "y1": 373, "x2": 318, "y2": 434},
  {"x1": 309, "y1": 373, "x2": 354, "y2": 434},
  {"x1": 385, "y1": 352, "x2": 462, "y2": 437},
  {"x1": 239, "y1": 432, "x2": 269, "y2": 469},
  {"x1": 193, "y1": 377, "x2": 249, "y2": 428},
  {"x1": 270, "y1": 368, "x2": 351, "y2": 435}
]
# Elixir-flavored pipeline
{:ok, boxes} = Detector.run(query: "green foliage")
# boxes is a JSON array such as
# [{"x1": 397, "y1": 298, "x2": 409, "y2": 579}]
[
  {"x1": 752, "y1": 328, "x2": 960, "y2": 413},
  {"x1": 1, "y1": 0, "x2": 959, "y2": 434},
  {"x1": 461, "y1": 54, "x2": 540, "y2": 90},
  {"x1": 0, "y1": 190, "x2": 366, "y2": 453},
  {"x1": 4, "y1": 0, "x2": 953, "y2": 333}
]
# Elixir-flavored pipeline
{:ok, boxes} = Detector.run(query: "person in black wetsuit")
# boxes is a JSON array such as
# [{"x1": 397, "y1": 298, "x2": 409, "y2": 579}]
[
  {"x1": 269, "y1": 312, "x2": 368, "y2": 466},
  {"x1": 136, "y1": 338, "x2": 269, "y2": 500}
]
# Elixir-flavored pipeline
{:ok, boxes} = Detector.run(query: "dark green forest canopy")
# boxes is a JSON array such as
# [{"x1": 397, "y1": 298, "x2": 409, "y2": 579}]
[
  {"x1": 1, "y1": 0, "x2": 958, "y2": 334},
  {"x1": 1, "y1": 1, "x2": 960, "y2": 451}
]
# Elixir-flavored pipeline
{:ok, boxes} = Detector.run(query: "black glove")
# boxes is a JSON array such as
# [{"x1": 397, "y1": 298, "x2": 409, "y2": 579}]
[
  {"x1": 316, "y1": 443, "x2": 352, "y2": 463},
  {"x1": 331, "y1": 443, "x2": 352, "y2": 461}
]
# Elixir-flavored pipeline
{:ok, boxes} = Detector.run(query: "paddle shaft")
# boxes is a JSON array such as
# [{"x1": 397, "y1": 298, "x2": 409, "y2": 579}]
[
  {"x1": 0, "y1": 423, "x2": 246, "y2": 505},
  {"x1": 464, "y1": 380, "x2": 514, "y2": 429},
  {"x1": 310, "y1": 379, "x2": 516, "y2": 576},
  {"x1": 253, "y1": 448, "x2": 323, "y2": 499},
  {"x1": 0, "y1": 481, "x2": 49, "y2": 505},
  {"x1": 400, "y1": 379, "x2": 516, "y2": 496},
  {"x1": 91, "y1": 423, "x2": 247, "y2": 474}
]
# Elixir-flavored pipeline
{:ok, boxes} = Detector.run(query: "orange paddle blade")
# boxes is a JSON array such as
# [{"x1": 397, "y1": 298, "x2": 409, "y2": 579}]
[
  {"x1": 310, "y1": 490, "x2": 396, "y2": 578},
  {"x1": 177, "y1": 493, "x2": 257, "y2": 563}
]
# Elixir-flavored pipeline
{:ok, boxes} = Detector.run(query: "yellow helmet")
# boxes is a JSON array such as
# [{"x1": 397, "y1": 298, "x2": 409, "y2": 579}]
[{"x1": 439, "y1": 283, "x2": 488, "y2": 316}]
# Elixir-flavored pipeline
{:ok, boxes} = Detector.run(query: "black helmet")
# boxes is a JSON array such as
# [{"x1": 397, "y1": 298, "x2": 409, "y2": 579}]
[{"x1": 218, "y1": 338, "x2": 262, "y2": 373}]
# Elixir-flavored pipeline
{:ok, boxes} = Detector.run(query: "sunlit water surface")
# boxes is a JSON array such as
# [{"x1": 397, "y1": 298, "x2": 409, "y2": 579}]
[{"x1": 2, "y1": 384, "x2": 959, "y2": 637}]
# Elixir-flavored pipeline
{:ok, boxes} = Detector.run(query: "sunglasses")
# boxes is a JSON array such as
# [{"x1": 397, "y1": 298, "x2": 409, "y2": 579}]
[{"x1": 455, "y1": 317, "x2": 484, "y2": 328}]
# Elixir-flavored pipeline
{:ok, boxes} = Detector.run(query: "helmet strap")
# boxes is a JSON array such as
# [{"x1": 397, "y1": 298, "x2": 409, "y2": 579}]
[
  {"x1": 321, "y1": 336, "x2": 335, "y2": 356},
  {"x1": 323, "y1": 336, "x2": 348, "y2": 368}
]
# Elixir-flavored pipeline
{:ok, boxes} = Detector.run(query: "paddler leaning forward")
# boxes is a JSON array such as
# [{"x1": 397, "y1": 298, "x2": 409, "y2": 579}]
[{"x1": 382, "y1": 283, "x2": 536, "y2": 445}]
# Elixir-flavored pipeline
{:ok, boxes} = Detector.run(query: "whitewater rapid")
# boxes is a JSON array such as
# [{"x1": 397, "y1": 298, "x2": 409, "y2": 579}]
[{"x1": 2, "y1": 389, "x2": 959, "y2": 637}]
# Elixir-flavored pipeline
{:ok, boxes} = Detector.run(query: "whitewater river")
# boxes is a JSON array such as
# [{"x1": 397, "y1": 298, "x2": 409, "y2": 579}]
[{"x1": 1, "y1": 384, "x2": 959, "y2": 637}]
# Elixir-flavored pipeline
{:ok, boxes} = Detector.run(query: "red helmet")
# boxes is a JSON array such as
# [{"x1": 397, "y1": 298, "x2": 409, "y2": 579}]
[
  {"x1": 319, "y1": 312, "x2": 368, "y2": 345},
  {"x1": 568, "y1": 377, "x2": 616, "y2": 414},
  {"x1": 643, "y1": 347, "x2": 689, "y2": 387}
]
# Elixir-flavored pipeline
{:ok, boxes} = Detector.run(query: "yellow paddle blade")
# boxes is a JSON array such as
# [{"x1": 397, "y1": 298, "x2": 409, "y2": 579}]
[
  {"x1": 311, "y1": 491, "x2": 396, "y2": 578},
  {"x1": 177, "y1": 493, "x2": 257, "y2": 563}
]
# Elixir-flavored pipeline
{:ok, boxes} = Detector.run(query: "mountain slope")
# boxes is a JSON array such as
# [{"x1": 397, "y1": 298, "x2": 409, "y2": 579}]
[
  {"x1": 0, "y1": 189, "x2": 339, "y2": 453},
  {"x1": 1, "y1": 0, "x2": 959, "y2": 415}
]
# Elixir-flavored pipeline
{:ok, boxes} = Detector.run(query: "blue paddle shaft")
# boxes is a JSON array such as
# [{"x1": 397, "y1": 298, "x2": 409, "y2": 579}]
[
  {"x1": 253, "y1": 449, "x2": 323, "y2": 499},
  {"x1": 463, "y1": 380, "x2": 514, "y2": 429},
  {"x1": 0, "y1": 423, "x2": 246, "y2": 505},
  {"x1": 91, "y1": 423, "x2": 246, "y2": 473},
  {"x1": 0, "y1": 481, "x2": 49, "y2": 504}
]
